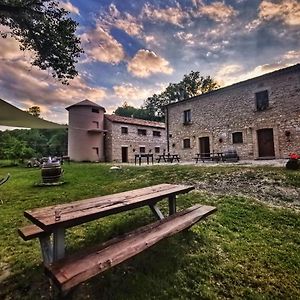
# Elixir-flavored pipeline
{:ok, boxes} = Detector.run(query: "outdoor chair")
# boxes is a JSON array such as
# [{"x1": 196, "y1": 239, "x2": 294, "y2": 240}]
[{"x1": 0, "y1": 173, "x2": 10, "y2": 204}]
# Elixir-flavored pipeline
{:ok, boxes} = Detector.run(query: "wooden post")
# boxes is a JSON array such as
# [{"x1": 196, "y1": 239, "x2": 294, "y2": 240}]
[
  {"x1": 53, "y1": 228, "x2": 65, "y2": 261},
  {"x1": 149, "y1": 204, "x2": 164, "y2": 220},
  {"x1": 168, "y1": 195, "x2": 176, "y2": 215},
  {"x1": 39, "y1": 235, "x2": 53, "y2": 265}
]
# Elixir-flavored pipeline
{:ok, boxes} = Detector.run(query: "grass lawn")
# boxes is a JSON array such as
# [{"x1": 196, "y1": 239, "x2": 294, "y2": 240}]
[{"x1": 0, "y1": 163, "x2": 299, "y2": 299}]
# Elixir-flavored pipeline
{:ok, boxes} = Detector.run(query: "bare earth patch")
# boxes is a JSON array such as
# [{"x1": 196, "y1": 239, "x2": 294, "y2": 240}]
[{"x1": 192, "y1": 169, "x2": 300, "y2": 209}]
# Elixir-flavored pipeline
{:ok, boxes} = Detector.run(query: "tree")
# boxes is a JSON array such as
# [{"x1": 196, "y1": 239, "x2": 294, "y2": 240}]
[
  {"x1": 114, "y1": 102, "x2": 161, "y2": 122},
  {"x1": 3, "y1": 136, "x2": 34, "y2": 163},
  {"x1": 0, "y1": 0, "x2": 83, "y2": 84},
  {"x1": 27, "y1": 106, "x2": 41, "y2": 117},
  {"x1": 143, "y1": 71, "x2": 219, "y2": 120}
]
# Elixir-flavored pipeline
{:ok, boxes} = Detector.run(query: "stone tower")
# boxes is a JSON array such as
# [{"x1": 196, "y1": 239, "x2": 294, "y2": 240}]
[{"x1": 66, "y1": 99, "x2": 106, "y2": 162}]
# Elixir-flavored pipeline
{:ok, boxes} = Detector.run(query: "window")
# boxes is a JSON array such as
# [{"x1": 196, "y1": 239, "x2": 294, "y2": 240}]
[
  {"x1": 121, "y1": 127, "x2": 128, "y2": 134},
  {"x1": 155, "y1": 147, "x2": 160, "y2": 153},
  {"x1": 92, "y1": 147, "x2": 99, "y2": 155},
  {"x1": 139, "y1": 147, "x2": 145, "y2": 153},
  {"x1": 183, "y1": 109, "x2": 192, "y2": 124},
  {"x1": 92, "y1": 121, "x2": 99, "y2": 128},
  {"x1": 138, "y1": 129, "x2": 147, "y2": 136},
  {"x1": 92, "y1": 108, "x2": 99, "y2": 113},
  {"x1": 183, "y1": 138, "x2": 191, "y2": 149},
  {"x1": 232, "y1": 132, "x2": 243, "y2": 144},
  {"x1": 255, "y1": 90, "x2": 269, "y2": 111},
  {"x1": 153, "y1": 131, "x2": 161, "y2": 137}
]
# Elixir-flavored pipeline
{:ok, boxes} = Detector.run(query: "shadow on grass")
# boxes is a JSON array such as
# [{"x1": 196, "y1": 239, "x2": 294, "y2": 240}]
[{"x1": 1, "y1": 213, "x2": 218, "y2": 300}]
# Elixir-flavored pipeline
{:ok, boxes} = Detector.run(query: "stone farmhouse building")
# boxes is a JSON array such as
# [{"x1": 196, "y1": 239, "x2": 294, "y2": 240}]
[
  {"x1": 66, "y1": 100, "x2": 166, "y2": 162},
  {"x1": 166, "y1": 64, "x2": 300, "y2": 161}
]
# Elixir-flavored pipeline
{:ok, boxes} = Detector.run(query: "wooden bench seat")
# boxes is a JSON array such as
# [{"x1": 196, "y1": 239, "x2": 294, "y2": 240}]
[
  {"x1": 45, "y1": 204, "x2": 216, "y2": 293},
  {"x1": 18, "y1": 224, "x2": 48, "y2": 241}
]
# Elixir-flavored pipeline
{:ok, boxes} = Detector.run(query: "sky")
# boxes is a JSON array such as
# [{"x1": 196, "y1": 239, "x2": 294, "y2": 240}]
[{"x1": 0, "y1": 0, "x2": 299, "y2": 125}]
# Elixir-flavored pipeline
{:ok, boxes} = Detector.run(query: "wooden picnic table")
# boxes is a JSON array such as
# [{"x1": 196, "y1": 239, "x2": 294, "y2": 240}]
[
  {"x1": 194, "y1": 152, "x2": 224, "y2": 163},
  {"x1": 134, "y1": 153, "x2": 154, "y2": 165},
  {"x1": 20, "y1": 183, "x2": 217, "y2": 294},
  {"x1": 24, "y1": 183, "x2": 194, "y2": 262},
  {"x1": 157, "y1": 153, "x2": 180, "y2": 163}
]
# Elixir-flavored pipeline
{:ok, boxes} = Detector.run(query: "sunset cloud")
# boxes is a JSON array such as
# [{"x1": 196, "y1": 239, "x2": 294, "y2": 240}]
[
  {"x1": 174, "y1": 32, "x2": 195, "y2": 45},
  {"x1": 81, "y1": 26, "x2": 125, "y2": 64},
  {"x1": 60, "y1": 1, "x2": 80, "y2": 15},
  {"x1": 259, "y1": 0, "x2": 300, "y2": 26},
  {"x1": 99, "y1": 4, "x2": 143, "y2": 37},
  {"x1": 142, "y1": 3, "x2": 188, "y2": 27},
  {"x1": 196, "y1": 2, "x2": 237, "y2": 23},
  {"x1": 112, "y1": 83, "x2": 159, "y2": 107},
  {"x1": 127, "y1": 49, "x2": 173, "y2": 78}
]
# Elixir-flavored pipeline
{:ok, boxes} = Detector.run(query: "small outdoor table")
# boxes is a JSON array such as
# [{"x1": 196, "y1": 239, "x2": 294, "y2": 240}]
[
  {"x1": 135, "y1": 153, "x2": 154, "y2": 165},
  {"x1": 157, "y1": 153, "x2": 180, "y2": 163}
]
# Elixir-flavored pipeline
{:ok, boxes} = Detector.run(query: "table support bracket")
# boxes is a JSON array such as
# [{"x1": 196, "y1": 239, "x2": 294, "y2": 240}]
[
  {"x1": 39, "y1": 235, "x2": 53, "y2": 265},
  {"x1": 149, "y1": 204, "x2": 164, "y2": 220},
  {"x1": 168, "y1": 195, "x2": 176, "y2": 215},
  {"x1": 53, "y1": 228, "x2": 65, "y2": 261}
]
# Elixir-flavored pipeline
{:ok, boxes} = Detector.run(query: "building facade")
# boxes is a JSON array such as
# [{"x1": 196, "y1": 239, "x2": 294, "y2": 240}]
[
  {"x1": 66, "y1": 100, "x2": 166, "y2": 162},
  {"x1": 166, "y1": 64, "x2": 300, "y2": 161},
  {"x1": 66, "y1": 100, "x2": 106, "y2": 162},
  {"x1": 105, "y1": 115, "x2": 167, "y2": 163}
]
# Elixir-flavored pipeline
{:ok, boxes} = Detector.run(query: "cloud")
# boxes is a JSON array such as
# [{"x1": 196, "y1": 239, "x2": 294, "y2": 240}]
[
  {"x1": 112, "y1": 83, "x2": 156, "y2": 106},
  {"x1": 215, "y1": 56, "x2": 296, "y2": 87},
  {"x1": 196, "y1": 2, "x2": 237, "y2": 23},
  {"x1": 99, "y1": 4, "x2": 144, "y2": 37},
  {"x1": 127, "y1": 49, "x2": 173, "y2": 78},
  {"x1": 174, "y1": 32, "x2": 195, "y2": 45},
  {"x1": 246, "y1": 0, "x2": 300, "y2": 31},
  {"x1": 0, "y1": 37, "x2": 107, "y2": 123},
  {"x1": 81, "y1": 26, "x2": 125, "y2": 64},
  {"x1": 283, "y1": 50, "x2": 300, "y2": 60},
  {"x1": 259, "y1": 0, "x2": 300, "y2": 26},
  {"x1": 142, "y1": 3, "x2": 188, "y2": 27},
  {"x1": 59, "y1": 1, "x2": 80, "y2": 15}
]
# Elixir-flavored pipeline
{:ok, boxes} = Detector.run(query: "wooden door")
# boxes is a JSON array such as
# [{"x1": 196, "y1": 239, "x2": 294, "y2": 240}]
[
  {"x1": 257, "y1": 129, "x2": 275, "y2": 158},
  {"x1": 121, "y1": 147, "x2": 128, "y2": 163},
  {"x1": 199, "y1": 137, "x2": 210, "y2": 158}
]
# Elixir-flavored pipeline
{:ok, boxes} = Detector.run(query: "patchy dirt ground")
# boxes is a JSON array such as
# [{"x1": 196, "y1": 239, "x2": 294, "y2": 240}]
[{"x1": 191, "y1": 169, "x2": 300, "y2": 210}]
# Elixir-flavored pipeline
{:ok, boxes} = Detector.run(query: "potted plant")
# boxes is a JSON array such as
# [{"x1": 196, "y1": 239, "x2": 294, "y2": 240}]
[{"x1": 286, "y1": 153, "x2": 300, "y2": 170}]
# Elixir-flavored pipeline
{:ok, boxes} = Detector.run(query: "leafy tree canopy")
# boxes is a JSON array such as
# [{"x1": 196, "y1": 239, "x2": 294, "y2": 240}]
[
  {"x1": 113, "y1": 102, "x2": 161, "y2": 122},
  {"x1": 27, "y1": 105, "x2": 41, "y2": 117},
  {"x1": 0, "y1": 0, "x2": 83, "y2": 84},
  {"x1": 143, "y1": 71, "x2": 219, "y2": 120}
]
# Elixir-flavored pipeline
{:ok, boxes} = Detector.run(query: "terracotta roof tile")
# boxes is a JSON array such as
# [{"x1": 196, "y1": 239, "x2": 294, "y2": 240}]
[
  {"x1": 105, "y1": 114, "x2": 165, "y2": 129},
  {"x1": 66, "y1": 99, "x2": 106, "y2": 111}
]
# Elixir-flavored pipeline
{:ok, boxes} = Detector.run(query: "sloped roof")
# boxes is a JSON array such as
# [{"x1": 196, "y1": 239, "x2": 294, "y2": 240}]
[
  {"x1": 167, "y1": 63, "x2": 300, "y2": 108},
  {"x1": 65, "y1": 99, "x2": 106, "y2": 111},
  {"x1": 0, "y1": 98, "x2": 66, "y2": 129},
  {"x1": 105, "y1": 114, "x2": 165, "y2": 129}
]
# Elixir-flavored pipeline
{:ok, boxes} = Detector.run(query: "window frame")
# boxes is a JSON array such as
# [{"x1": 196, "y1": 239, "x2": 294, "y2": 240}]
[
  {"x1": 232, "y1": 132, "x2": 243, "y2": 144},
  {"x1": 183, "y1": 138, "x2": 191, "y2": 149},
  {"x1": 183, "y1": 109, "x2": 192, "y2": 125},
  {"x1": 91, "y1": 108, "x2": 99, "y2": 113},
  {"x1": 121, "y1": 126, "x2": 128, "y2": 134},
  {"x1": 137, "y1": 129, "x2": 147, "y2": 136},
  {"x1": 153, "y1": 130, "x2": 161, "y2": 137},
  {"x1": 255, "y1": 90, "x2": 269, "y2": 111},
  {"x1": 139, "y1": 146, "x2": 146, "y2": 153},
  {"x1": 154, "y1": 147, "x2": 160, "y2": 153}
]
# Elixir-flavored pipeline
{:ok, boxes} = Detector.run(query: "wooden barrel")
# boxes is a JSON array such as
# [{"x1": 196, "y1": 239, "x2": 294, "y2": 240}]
[{"x1": 41, "y1": 162, "x2": 62, "y2": 183}]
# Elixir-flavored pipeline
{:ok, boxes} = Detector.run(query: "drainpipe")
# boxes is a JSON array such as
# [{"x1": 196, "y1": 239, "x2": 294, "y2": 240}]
[{"x1": 166, "y1": 106, "x2": 170, "y2": 153}]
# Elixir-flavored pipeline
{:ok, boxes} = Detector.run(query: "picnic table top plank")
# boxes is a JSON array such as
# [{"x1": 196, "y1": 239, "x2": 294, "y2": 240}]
[
  {"x1": 45, "y1": 204, "x2": 216, "y2": 292},
  {"x1": 24, "y1": 184, "x2": 194, "y2": 231}
]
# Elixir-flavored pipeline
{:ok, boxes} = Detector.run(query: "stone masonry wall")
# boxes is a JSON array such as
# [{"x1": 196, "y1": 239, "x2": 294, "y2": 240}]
[
  {"x1": 167, "y1": 66, "x2": 300, "y2": 161},
  {"x1": 104, "y1": 120, "x2": 167, "y2": 163}
]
